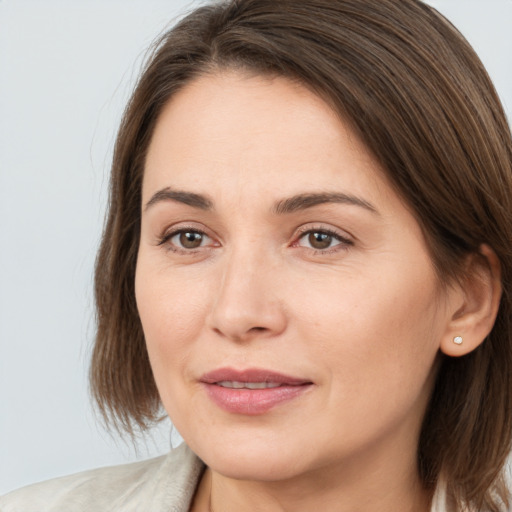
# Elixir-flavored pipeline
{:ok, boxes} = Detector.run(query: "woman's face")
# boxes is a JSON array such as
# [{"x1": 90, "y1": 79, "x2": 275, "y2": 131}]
[{"x1": 136, "y1": 71, "x2": 454, "y2": 482}]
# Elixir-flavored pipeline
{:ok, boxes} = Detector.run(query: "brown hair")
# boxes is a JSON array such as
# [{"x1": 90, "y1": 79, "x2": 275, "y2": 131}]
[{"x1": 91, "y1": 0, "x2": 512, "y2": 509}]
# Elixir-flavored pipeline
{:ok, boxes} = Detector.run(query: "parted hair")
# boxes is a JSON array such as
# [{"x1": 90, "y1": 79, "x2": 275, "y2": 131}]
[{"x1": 91, "y1": 1, "x2": 512, "y2": 509}]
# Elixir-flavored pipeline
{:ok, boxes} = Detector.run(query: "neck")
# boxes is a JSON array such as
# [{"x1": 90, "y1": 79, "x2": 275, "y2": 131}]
[{"x1": 193, "y1": 445, "x2": 432, "y2": 512}]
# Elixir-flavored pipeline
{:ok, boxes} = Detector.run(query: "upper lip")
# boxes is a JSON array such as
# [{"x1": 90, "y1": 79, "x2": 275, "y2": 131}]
[{"x1": 200, "y1": 367, "x2": 312, "y2": 386}]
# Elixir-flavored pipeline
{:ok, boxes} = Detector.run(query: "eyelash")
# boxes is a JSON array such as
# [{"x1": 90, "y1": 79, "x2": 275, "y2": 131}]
[
  {"x1": 157, "y1": 225, "x2": 353, "y2": 255},
  {"x1": 293, "y1": 226, "x2": 353, "y2": 254},
  {"x1": 157, "y1": 225, "x2": 214, "y2": 254}
]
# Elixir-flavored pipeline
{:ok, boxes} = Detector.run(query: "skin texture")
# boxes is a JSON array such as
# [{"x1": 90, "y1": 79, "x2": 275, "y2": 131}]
[{"x1": 135, "y1": 71, "x2": 494, "y2": 512}]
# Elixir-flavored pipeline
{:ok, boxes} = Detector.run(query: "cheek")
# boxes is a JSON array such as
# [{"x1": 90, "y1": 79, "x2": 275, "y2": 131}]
[
  {"x1": 296, "y1": 265, "x2": 440, "y2": 342},
  {"x1": 285, "y1": 270, "x2": 443, "y2": 454},
  {"x1": 134, "y1": 259, "x2": 207, "y2": 385},
  {"x1": 293, "y1": 262, "x2": 443, "y2": 396}
]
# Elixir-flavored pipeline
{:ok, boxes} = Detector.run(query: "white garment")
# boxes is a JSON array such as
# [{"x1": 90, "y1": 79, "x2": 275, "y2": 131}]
[
  {"x1": 0, "y1": 442, "x2": 448, "y2": 511},
  {"x1": 0, "y1": 443, "x2": 204, "y2": 512}
]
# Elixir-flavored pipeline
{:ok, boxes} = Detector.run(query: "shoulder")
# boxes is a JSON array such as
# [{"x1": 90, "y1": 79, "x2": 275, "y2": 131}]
[{"x1": 0, "y1": 443, "x2": 204, "y2": 512}]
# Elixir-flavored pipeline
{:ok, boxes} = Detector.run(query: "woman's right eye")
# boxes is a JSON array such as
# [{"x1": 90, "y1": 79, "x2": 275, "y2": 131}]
[{"x1": 159, "y1": 229, "x2": 214, "y2": 251}]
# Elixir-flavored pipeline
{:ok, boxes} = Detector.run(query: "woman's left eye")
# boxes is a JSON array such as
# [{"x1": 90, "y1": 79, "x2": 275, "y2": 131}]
[{"x1": 296, "y1": 229, "x2": 351, "y2": 251}]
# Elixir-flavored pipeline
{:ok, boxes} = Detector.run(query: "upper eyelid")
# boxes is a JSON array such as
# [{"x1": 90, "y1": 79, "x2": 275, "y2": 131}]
[
  {"x1": 294, "y1": 231, "x2": 352, "y2": 250},
  {"x1": 160, "y1": 222, "x2": 213, "y2": 238},
  {"x1": 293, "y1": 224, "x2": 354, "y2": 241},
  {"x1": 156, "y1": 221, "x2": 354, "y2": 247}
]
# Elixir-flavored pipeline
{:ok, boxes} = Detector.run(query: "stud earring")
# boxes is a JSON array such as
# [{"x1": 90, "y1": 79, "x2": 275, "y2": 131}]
[{"x1": 453, "y1": 336, "x2": 463, "y2": 345}]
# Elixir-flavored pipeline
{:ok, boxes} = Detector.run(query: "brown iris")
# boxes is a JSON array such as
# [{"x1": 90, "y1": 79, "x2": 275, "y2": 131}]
[
  {"x1": 179, "y1": 231, "x2": 203, "y2": 249},
  {"x1": 308, "y1": 232, "x2": 333, "y2": 249}
]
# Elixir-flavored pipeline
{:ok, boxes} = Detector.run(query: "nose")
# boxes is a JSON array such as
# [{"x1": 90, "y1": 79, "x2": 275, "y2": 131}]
[{"x1": 207, "y1": 247, "x2": 287, "y2": 342}]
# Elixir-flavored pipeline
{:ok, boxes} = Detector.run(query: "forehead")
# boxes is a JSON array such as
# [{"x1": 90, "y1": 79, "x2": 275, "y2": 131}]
[{"x1": 143, "y1": 70, "x2": 389, "y2": 207}]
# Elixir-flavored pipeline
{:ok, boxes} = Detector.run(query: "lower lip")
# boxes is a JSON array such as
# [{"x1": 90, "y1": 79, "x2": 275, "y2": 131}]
[{"x1": 203, "y1": 383, "x2": 312, "y2": 415}]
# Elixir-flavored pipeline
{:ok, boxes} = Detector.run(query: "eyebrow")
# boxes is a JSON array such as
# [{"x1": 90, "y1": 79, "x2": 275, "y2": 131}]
[
  {"x1": 144, "y1": 187, "x2": 213, "y2": 211},
  {"x1": 144, "y1": 187, "x2": 378, "y2": 215},
  {"x1": 272, "y1": 192, "x2": 379, "y2": 215}
]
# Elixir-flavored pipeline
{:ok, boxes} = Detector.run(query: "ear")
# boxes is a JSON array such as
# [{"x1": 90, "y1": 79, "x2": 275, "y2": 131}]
[{"x1": 440, "y1": 244, "x2": 502, "y2": 357}]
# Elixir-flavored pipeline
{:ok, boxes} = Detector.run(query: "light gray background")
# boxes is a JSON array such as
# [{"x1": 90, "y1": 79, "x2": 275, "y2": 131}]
[{"x1": 1, "y1": 0, "x2": 511, "y2": 495}]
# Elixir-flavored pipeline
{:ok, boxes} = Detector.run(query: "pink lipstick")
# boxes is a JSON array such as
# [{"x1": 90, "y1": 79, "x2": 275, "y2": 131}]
[{"x1": 200, "y1": 368, "x2": 313, "y2": 415}]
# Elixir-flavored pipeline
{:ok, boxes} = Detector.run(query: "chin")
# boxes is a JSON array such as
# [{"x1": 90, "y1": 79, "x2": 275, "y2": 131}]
[
  {"x1": 186, "y1": 427, "x2": 312, "y2": 482},
  {"x1": 207, "y1": 451, "x2": 307, "y2": 482}
]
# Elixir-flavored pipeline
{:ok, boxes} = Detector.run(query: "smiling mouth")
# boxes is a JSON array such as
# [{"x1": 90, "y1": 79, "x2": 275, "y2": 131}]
[
  {"x1": 216, "y1": 381, "x2": 283, "y2": 389},
  {"x1": 200, "y1": 367, "x2": 311, "y2": 386},
  {"x1": 200, "y1": 368, "x2": 313, "y2": 415}
]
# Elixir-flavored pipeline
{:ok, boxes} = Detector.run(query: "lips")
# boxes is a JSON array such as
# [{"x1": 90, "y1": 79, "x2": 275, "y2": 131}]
[
  {"x1": 200, "y1": 368, "x2": 313, "y2": 415},
  {"x1": 216, "y1": 381, "x2": 281, "y2": 389}
]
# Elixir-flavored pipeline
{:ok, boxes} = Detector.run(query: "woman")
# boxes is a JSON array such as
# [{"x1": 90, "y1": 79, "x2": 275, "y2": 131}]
[{"x1": 2, "y1": 0, "x2": 511, "y2": 511}]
